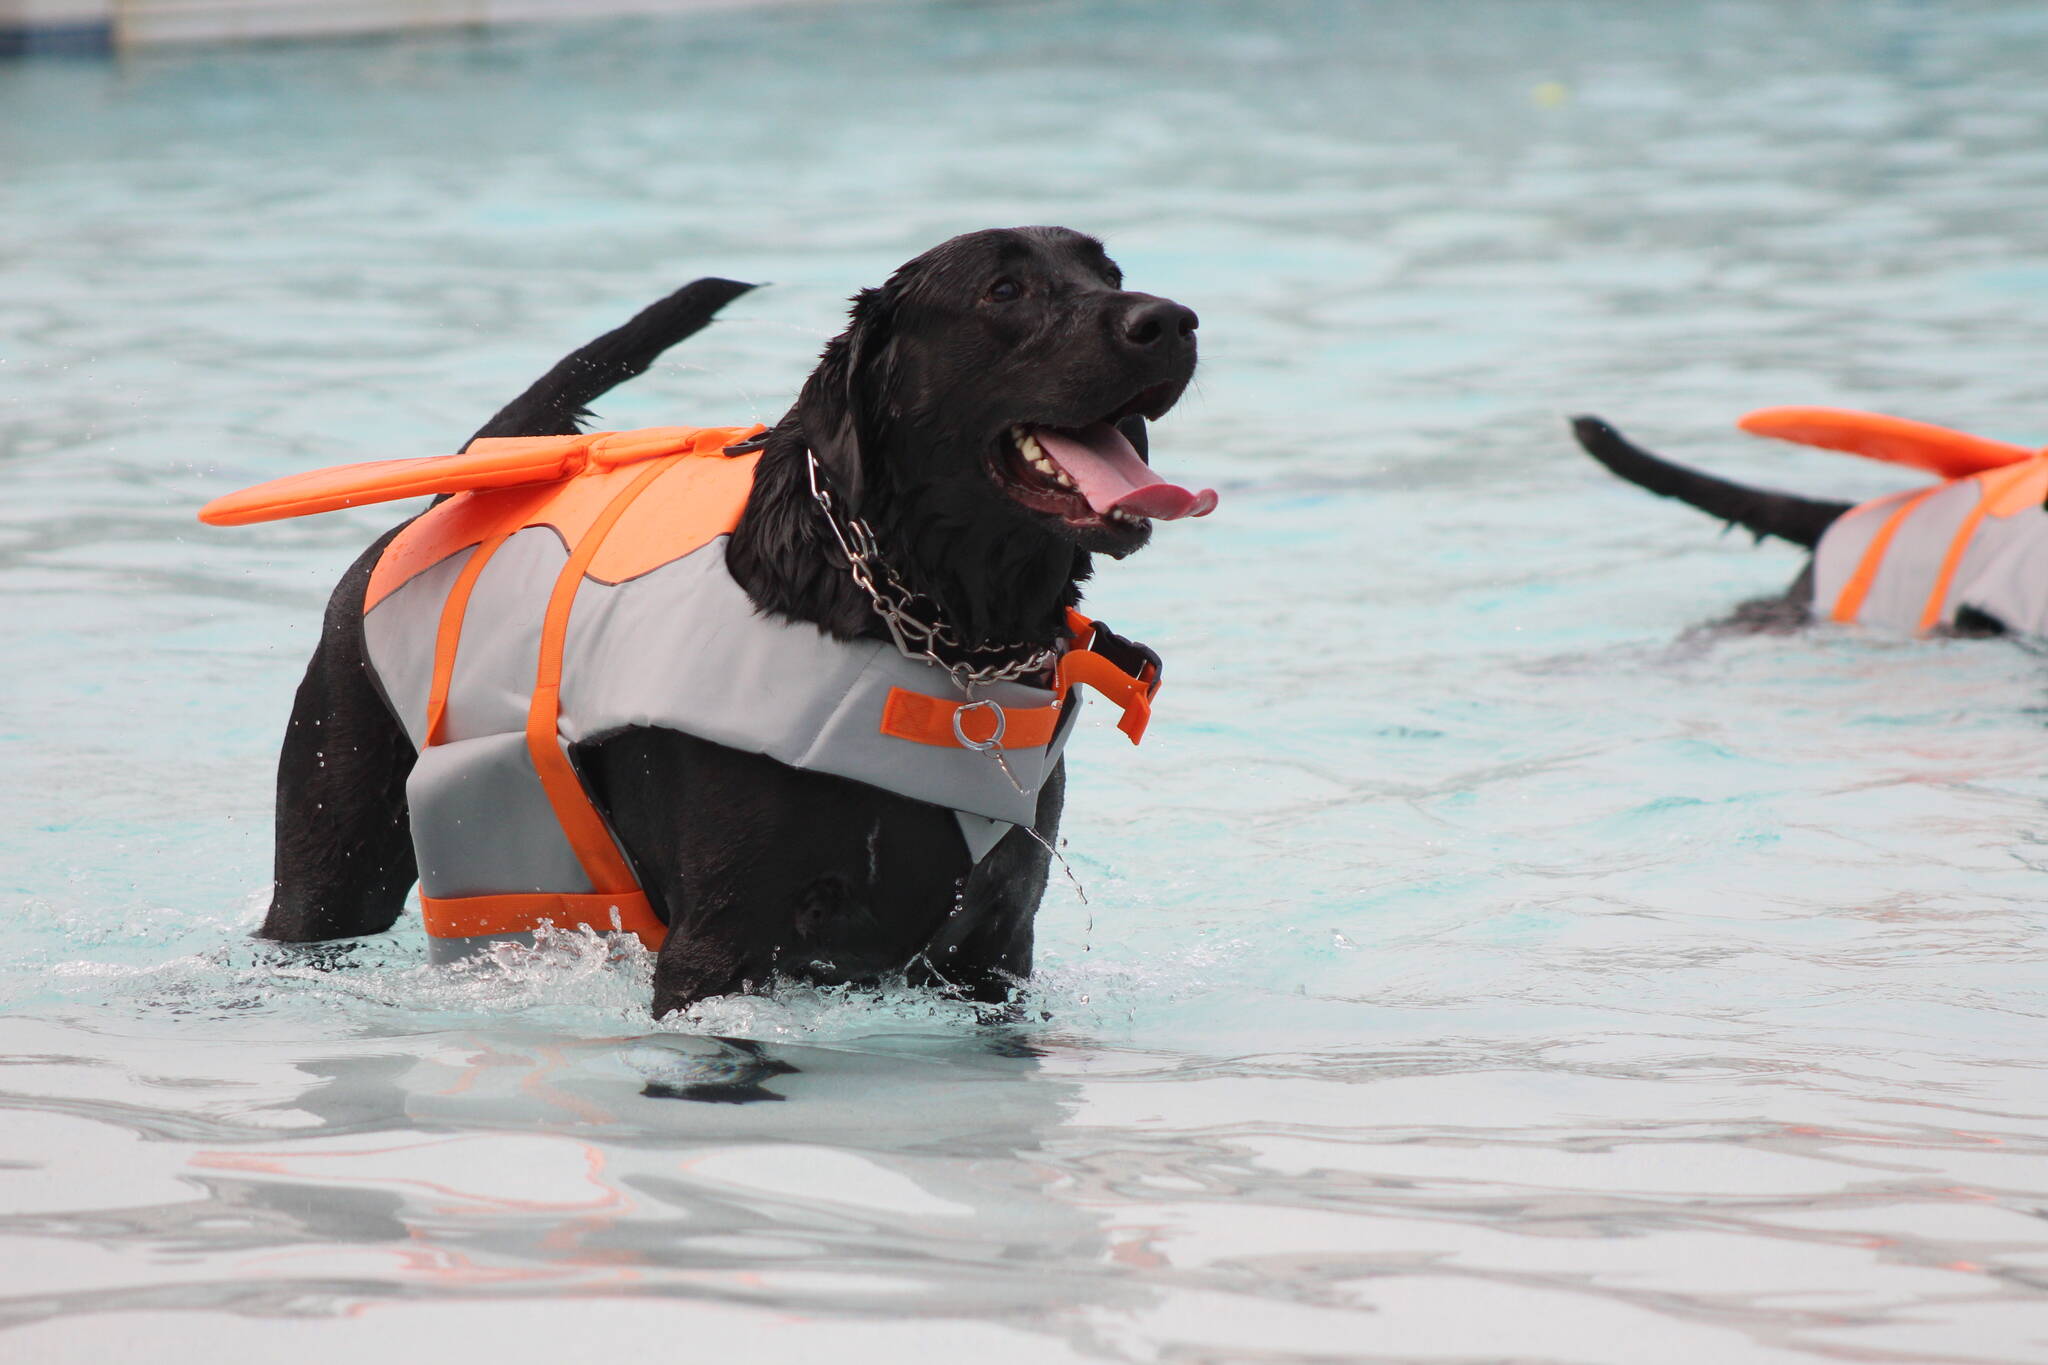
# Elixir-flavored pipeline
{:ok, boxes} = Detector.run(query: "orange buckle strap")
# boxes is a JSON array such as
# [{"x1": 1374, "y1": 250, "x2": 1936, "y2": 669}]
[
  {"x1": 879, "y1": 688, "x2": 1066, "y2": 750},
  {"x1": 877, "y1": 611, "x2": 1164, "y2": 752}
]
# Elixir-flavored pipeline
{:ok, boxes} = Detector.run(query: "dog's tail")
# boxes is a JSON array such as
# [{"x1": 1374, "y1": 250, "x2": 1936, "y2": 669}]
[
  {"x1": 1571, "y1": 415, "x2": 1852, "y2": 550},
  {"x1": 469, "y1": 277, "x2": 758, "y2": 444}
]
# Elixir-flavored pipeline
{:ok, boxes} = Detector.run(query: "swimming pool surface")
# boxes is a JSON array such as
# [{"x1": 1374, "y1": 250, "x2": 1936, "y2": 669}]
[{"x1": 6, "y1": 2, "x2": 2048, "y2": 1359}]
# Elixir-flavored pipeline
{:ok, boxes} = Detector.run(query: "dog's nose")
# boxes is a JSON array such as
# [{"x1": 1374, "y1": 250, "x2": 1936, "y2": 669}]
[{"x1": 1120, "y1": 297, "x2": 1199, "y2": 350}]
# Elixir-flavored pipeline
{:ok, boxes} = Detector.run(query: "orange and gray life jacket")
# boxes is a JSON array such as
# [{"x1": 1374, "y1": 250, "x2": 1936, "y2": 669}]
[
  {"x1": 1742, "y1": 407, "x2": 2048, "y2": 634},
  {"x1": 201, "y1": 425, "x2": 1164, "y2": 962}
]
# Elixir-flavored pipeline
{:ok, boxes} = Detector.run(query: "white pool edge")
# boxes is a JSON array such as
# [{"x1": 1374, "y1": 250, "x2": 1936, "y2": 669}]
[{"x1": 0, "y1": 0, "x2": 888, "y2": 54}]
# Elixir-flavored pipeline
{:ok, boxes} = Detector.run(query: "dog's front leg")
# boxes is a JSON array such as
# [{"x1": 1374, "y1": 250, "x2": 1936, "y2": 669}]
[
  {"x1": 647, "y1": 888, "x2": 790, "y2": 1015},
  {"x1": 920, "y1": 760, "x2": 1066, "y2": 1004}
]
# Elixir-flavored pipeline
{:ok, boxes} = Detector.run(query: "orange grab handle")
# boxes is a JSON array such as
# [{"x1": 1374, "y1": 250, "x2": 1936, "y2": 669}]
[
  {"x1": 197, "y1": 425, "x2": 763, "y2": 527},
  {"x1": 1739, "y1": 407, "x2": 2034, "y2": 481},
  {"x1": 199, "y1": 439, "x2": 586, "y2": 526}
]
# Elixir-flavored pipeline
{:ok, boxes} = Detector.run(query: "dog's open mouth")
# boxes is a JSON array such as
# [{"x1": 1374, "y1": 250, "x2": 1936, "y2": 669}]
[{"x1": 994, "y1": 417, "x2": 1218, "y2": 531}]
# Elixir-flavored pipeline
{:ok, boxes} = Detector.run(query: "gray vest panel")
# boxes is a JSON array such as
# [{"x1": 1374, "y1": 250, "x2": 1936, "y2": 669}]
[
  {"x1": 407, "y1": 731, "x2": 592, "y2": 899},
  {"x1": 363, "y1": 526, "x2": 1077, "y2": 926},
  {"x1": 1813, "y1": 479, "x2": 2048, "y2": 635},
  {"x1": 550, "y1": 541, "x2": 1074, "y2": 822}
]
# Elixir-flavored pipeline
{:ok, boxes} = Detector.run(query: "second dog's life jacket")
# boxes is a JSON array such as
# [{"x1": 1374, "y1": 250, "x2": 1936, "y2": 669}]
[
  {"x1": 1741, "y1": 407, "x2": 2048, "y2": 634},
  {"x1": 200, "y1": 425, "x2": 1164, "y2": 962}
]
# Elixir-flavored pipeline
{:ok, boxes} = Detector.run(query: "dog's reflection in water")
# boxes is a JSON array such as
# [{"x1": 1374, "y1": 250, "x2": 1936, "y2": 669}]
[
  {"x1": 638, "y1": 1037, "x2": 799, "y2": 1105},
  {"x1": 636, "y1": 1027, "x2": 1045, "y2": 1106},
  {"x1": 226, "y1": 1026, "x2": 1149, "y2": 1321}
]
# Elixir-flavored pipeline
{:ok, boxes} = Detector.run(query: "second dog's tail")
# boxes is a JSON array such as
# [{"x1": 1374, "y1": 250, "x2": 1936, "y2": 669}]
[
  {"x1": 1571, "y1": 415, "x2": 1852, "y2": 549},
  {"x1": 469, "y1": 277, "x2": 758, "y2": 444}
]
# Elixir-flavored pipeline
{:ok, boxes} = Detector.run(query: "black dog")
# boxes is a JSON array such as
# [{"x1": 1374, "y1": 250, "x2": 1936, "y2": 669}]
[
  {"x1": 1570, "y1": 415, "x2": 2025, "y2": 637},
  {"x1": 254, "y1": 227, "x2": 1203, "y2": 1015}
]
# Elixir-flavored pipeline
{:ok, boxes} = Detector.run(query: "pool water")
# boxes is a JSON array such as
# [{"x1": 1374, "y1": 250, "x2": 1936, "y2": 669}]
[{"x1": 6, "y1": 2, "x2": 2048, "y2": 1359}]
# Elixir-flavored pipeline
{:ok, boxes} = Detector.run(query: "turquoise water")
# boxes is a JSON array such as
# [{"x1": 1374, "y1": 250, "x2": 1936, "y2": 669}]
[{"x1": 6, "y1": 1, "x2": 2048, "y2": 1359}]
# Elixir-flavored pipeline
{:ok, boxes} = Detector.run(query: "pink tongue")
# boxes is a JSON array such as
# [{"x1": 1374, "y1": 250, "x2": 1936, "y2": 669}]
[{"x1": 1031, "y1": 423, "x2": 1219, "y2": 520}]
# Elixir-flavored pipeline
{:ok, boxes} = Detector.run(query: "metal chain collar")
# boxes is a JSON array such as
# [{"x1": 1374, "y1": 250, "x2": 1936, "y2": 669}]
[{"x1": 805, "y1": 449, "x2": 1062, "y2": 692}]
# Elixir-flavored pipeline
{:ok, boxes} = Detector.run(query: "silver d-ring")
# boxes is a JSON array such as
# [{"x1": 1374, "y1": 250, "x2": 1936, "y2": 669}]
[{"x1": 951, "y1": 699, "x2": 1007, "y2": 752}]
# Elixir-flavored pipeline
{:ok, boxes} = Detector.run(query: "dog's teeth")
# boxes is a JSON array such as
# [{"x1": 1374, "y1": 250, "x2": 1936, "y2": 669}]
[{"x1": 1012, "y1": 427, "x2": 1083, "y2": 494}]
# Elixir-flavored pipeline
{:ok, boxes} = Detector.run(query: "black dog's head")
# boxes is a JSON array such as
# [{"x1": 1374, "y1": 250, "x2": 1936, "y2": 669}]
[{"x1": 796, "y1": 226, "x2": 1210, "y2": 562}]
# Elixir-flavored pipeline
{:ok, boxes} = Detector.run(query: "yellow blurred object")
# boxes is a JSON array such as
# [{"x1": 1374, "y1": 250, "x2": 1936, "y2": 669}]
[{"x1": 1532, "y1": 81, "x2": 1570, "y2": 109}]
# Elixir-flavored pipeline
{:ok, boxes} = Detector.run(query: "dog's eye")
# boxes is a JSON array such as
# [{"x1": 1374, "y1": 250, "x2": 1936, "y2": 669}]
[{"x1": 985, "y1": 278, "x2": 1022, "y2": 303}]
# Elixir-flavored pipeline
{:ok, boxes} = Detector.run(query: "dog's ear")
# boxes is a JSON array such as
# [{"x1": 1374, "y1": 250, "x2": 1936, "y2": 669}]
[{"x1": 797, "y1": 286, "x2": 898, "y2": 511}]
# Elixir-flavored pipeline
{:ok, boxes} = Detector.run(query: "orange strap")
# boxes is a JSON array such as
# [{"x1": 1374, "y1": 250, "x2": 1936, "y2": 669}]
[
  {"x1": 1831, "y1": 487, "x2": 1943, "y2": 624},
  {"x1": 1917, "y1": 493, "x2": 1994, "y2": 633},
  {"x1": 877, "y1": 613, "x2": 1161, "y2": 752},
  {"x1": 420, "y1": 891, "x2": 666, "y2": 949},
  {"x1": 414, "y1": 458, "x2": 677, "y2": 949},
  {"x1": 525, "y1": 457, "x2": 679, "y2": 897}
]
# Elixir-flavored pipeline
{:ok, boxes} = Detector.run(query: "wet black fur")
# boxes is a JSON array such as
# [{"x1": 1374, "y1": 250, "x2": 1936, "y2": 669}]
[
  {"x1": 1572, "y1": 416, "x2": 1851, "y2": 550},
  {"x1": 256, "y1": 228, "x2": 1199, "y2": 1015}
]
